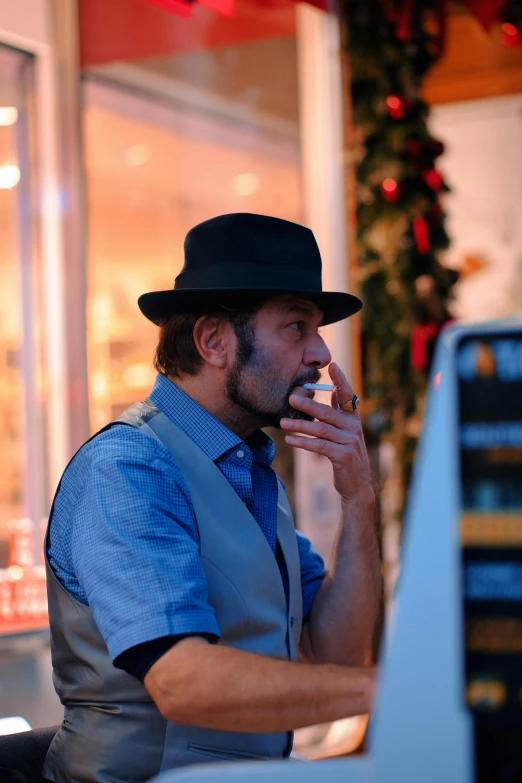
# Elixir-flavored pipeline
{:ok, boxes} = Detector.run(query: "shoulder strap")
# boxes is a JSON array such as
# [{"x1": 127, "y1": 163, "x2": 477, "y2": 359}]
[{"x1": 113, "y1": 399, "x2": 161, "y2": 429}]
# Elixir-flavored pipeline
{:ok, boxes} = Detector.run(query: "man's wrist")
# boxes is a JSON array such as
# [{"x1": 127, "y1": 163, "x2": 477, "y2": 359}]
[
  {"x1": 339, "y1": 665, "x2": 377, "y2": 715},
  {"x1": 340, "y1": 490, "x2": 376, "y2": 525},
  {"x1": 340, "y1": 482, "x2": 375, "y2": 508},
  {"x1": 360, "y1": 667, "x2": 378, "y2": 712},
  {"x1": 337, "y1": 496, "x2": 378, "y2": 554}
]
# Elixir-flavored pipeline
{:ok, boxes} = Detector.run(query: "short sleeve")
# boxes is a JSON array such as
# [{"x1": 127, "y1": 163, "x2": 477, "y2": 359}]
[
  {"x1": 296, "y1": 530, "x2": 327, "y2": 620},
  {"x1": 69, "y1": 431, "x2": 221, "y2": 662}
]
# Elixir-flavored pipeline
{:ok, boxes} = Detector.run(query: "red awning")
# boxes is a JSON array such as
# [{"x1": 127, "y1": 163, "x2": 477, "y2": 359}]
[{"x1": 79, "y1": 0, "x2": 326, "y2": 67}]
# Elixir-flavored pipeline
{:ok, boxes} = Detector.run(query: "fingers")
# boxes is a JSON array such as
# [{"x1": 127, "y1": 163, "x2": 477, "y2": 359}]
[
  {"x1": 328, "y1": 362, "x2": 353, "y2": 394},
  {"x1": 284, "y1": 434, "x2": 347, "y2": 460},
  {"x1": 282, "y1": 416, "x2": 366, "y2": 465},
  {"x1": 328, "y1": 363, "x2": 355, "y2": 411},
  {"x1": 288, "y1": 392, "x2": 360, "y2": 426},
  {"x1": 289, "y1": 394, "x2": 339, "y2": 425},
  {"x1": 280, "y1": 416, "x2": 357, "y2": 444}
]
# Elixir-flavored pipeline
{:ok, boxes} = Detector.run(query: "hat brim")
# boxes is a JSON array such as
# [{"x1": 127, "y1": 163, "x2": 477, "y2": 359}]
[{"x1": 138, "y1": 288, "x2": 362, "y2": 327}]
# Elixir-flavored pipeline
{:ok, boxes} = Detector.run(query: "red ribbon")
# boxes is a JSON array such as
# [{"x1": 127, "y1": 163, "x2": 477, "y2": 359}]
[
  {"x1": 382, "y1": 0, "x2": 410, "y2": 39},
  {"x1": 411, "y1": 322, "x2": 440, "y2": 371},
  {"x1": 413, "y1": 217, "x2": 431, "y2": 254},
  {"x1": 396, "y1": 0, "x2": 414, "y2": 41}
]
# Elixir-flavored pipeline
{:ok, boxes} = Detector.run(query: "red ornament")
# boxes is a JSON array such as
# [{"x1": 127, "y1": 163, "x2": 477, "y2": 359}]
[
  {"x1": 381, "y1": 178, "x2": 400, "y2": 202},
  {"x1": 423, "y1": 168, "x2": 444, "y2": 190},
  {"x1": 413, "y1": 217, "x2": 431, "y2": 254},
  {"x1": 386, "y1": 95, "x2": 409, "y2": 120},
  {"x1": 500, "y1": 22, "x2": 522, "y2": 47}
]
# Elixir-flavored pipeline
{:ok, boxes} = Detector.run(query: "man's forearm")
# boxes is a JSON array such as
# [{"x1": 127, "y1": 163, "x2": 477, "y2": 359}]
[
  {"x1": 301, "y1": 494, "x2": 381, "y2": 666},
  {"x1": 145, "y1": 637, "x2": 376, "y2": 732},
  {"x1": 281, "y1": 367, "x2": 382, "y2": 668}
]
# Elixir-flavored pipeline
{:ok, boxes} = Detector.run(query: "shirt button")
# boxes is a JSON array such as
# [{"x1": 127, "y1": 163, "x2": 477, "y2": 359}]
[{"x1": 237, "y1": 450, "x2": 245, "y2": 459}]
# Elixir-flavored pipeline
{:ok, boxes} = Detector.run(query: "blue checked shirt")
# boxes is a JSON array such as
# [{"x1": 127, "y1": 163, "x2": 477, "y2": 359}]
[{"x1": 48, "y1": 373, "x2": 326, "y2": 662}]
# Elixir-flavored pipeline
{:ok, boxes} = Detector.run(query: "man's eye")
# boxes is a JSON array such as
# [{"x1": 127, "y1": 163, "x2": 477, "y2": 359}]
[{"x1": 289, "y1": 321, "x2": 304, "y2": 332}]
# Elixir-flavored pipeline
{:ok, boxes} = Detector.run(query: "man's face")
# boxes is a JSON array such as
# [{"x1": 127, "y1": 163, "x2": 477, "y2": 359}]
[{"x1": 225, "y1": 295, "x2": 332, "y2": 428}]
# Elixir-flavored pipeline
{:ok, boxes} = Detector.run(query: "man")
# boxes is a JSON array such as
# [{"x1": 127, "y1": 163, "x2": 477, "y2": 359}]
[{"x1": 43, "y1": 213, "x2": 381, "y2": 783}]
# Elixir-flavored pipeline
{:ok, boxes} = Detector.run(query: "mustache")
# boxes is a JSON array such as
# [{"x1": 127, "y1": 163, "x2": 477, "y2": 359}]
[{"x1": 289, "y1": 371, "x2": 321, "y2": 393}]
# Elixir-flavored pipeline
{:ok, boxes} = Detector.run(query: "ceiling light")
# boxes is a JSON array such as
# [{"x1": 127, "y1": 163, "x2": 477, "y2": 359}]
[
  {"x1": 0, "y1": 107, "x2": 18, "y2": 126},
  {"x1": 0, "y1": 165, "x2": 20, "y2": 189},
  {"x1": 124, "y1": 363, "x2": 153, "y2": 389},
  {"x1": 125, "y1": 145, "x2": 151, "y2": 166},
  {"x1": 91, "y1": 370, "x2": 109, "y2": 400},
  {"x1": 232, "y1": 173, "x2": 260, "y2": 196}
]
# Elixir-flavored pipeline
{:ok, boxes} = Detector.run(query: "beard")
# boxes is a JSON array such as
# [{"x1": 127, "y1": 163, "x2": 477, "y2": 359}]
[{"x1": 225, "y1": 331, "x2": 319, "y2": 428}]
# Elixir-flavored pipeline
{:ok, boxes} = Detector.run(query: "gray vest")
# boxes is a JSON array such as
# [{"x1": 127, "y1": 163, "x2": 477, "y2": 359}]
[{"x1": 43, "y1": 401, "x2": 302, "y2": 783}]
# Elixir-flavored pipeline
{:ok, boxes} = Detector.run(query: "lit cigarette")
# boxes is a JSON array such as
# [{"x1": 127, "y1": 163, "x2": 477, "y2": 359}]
[{"x1": 302, "y1": 383, "x2": 340, "y2": 391}]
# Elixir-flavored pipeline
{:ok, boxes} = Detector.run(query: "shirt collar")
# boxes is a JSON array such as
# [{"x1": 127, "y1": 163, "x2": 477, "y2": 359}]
[
  {"x1": 245, "y1": 429, "x2": 277, "y2": 467},
  {"x1": 148, "y1": 373, "x2": 275, "y2": 467}
]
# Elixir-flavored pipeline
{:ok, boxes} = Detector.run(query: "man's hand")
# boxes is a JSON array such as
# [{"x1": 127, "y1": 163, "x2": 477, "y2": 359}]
[
  {"x1": 281, "y1": 362, "x2": 381, "y2": 667},
  {"x1": 281, "y1": 362, "x2": 374, "y2": 508}
]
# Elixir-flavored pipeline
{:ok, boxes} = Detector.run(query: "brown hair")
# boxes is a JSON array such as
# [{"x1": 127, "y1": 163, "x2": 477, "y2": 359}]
[{"x1": 153, "y1": 298, "x2": 267, "y2": 378}]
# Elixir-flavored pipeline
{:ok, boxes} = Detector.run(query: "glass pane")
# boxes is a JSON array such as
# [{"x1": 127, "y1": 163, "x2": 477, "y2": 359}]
[
  {"x1": 0, "y1": 55, "x2": 23, "y2": 560},
  {"x1": 0, "y1": 45, "x2": 47, "y2": 635}
]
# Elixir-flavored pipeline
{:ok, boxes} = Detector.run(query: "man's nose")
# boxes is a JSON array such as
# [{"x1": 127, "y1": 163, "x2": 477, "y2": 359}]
[{"x1": 304, "y1": 333, "x2": 332, "y2": 369}]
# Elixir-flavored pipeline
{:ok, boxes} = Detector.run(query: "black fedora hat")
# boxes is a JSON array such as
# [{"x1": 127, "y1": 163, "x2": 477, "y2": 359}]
[{"x1": 138, "y1": 213, "x2": 362, "y2": 326}]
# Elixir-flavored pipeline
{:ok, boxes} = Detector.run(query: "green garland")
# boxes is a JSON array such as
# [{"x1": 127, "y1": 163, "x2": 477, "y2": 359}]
[
  {"x1": 341, "y1": 0, "x2": 455, "y2": 494},
  {"x1": 341, "y1": 0, "x2": 521, "y2": 497}
]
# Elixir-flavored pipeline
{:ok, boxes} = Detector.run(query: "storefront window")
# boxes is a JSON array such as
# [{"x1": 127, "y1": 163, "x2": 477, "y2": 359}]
[
  {"x1": 0, "y1": 44, "x2": 48, "y2": 634},
  {"x1": 0, "y1": 50, "x2": 24, "y2": 564},
  {"x1": 82, "y1": 17, "x2": 302, "y2": 501}
]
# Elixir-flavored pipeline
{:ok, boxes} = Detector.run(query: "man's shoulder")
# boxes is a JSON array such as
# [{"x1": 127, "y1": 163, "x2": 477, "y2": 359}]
[
  {"x1": 85, "y1": 422, "x2": 162, "y2": 457},
  {"x1": 53, "y1": 421, "x2": 194, "y2": 520},
  {"x1": 67, "y1": 421, "x2": 178, "y2": 477}
]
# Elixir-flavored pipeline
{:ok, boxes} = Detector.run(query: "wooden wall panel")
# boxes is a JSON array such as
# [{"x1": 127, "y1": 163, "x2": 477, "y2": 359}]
[{"x1": 422, "y1": 13, "x2": 522, "y2": 105}]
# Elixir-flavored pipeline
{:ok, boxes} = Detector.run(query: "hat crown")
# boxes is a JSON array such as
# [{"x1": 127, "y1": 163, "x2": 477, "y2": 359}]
[
  {"x1": 137, "y1": 212, "x2": 363, "y2": 326},
  {"x1": 179, "y1": 213, "x2": 322, "y2": 280}
]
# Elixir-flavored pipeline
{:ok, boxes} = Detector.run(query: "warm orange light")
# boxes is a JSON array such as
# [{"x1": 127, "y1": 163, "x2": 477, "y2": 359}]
[
  {"x1": 0, "y1": 107, "x2": 18, "y2": 126},
  {"x1": 434, "y1": 371, "x2": 442, "y2": 388},
  {"x1": 125, "y1": 145, "x2": 151, "y2": 166},
  {"x1": 232, "y1": 173, "x2": 260, "y2": 196},
  {"x1": 0, "y1": 165, "x2": 20, "y2": 189},
  {"x1": 501, "y1": 22, "x2": 518, "y2": 36}
]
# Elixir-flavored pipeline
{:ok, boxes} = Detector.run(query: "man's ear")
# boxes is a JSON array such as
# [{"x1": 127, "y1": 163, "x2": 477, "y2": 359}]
[{"x1": 193, "y1": 315, "x2": 234, "y2": 369}]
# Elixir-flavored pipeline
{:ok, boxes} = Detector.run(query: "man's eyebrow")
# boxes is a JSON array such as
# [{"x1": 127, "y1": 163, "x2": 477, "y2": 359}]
[{"x1": 283, "y1": 303, "x2": 321, "y2": 318}]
